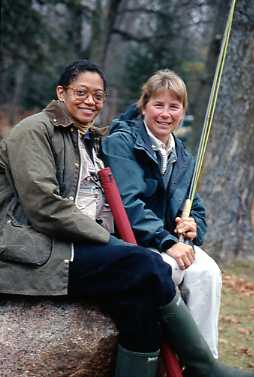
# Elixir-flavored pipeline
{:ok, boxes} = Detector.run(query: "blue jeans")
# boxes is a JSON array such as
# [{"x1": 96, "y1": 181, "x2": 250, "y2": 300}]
[{"x1": 68, "y1": 236, "x2": 175, "y2": 352}]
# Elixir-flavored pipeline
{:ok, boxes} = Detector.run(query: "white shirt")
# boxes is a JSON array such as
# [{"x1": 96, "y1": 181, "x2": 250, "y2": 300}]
[{"x1": 144, "y1": 121, "x2": 175, "y2": 174}]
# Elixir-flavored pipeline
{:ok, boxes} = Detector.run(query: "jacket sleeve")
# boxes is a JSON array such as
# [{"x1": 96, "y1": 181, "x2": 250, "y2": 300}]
[
  {"x1": 189, "y1": 192, "x2": 207, "y2": 246},
  {"x1": 102, "y1": 130, "x2": 178, "y2": 251},
  {"x1": 4, "y1": 119, "x2": 110, "y2": 243}
]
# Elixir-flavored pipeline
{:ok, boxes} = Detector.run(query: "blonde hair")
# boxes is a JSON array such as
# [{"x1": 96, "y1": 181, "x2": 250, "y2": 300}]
[{"x1": 137, "y1": 69, "x2": 188, "y2": 112}]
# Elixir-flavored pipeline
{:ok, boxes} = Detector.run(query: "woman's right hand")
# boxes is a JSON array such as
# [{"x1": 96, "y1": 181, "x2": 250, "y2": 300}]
[{"x1": 166, "y1": 242, "x2": 195, "y2": 270}]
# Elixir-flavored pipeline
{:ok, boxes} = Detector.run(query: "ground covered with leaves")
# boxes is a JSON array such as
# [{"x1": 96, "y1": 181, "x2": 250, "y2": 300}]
[{"x1": 220, "y1": 261, "x2": 254, "y2": 369}]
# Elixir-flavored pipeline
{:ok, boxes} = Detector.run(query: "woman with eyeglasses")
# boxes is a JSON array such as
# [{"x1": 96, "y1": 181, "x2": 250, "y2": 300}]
[{"x1": 0, "y1": 60, "x2": 252, "y2": 377}]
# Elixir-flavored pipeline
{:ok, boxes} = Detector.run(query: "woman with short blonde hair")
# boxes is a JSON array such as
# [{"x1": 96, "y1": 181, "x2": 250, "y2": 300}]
[{"x1": 102, "y1": 69, "x2": 253, "y2": 376}]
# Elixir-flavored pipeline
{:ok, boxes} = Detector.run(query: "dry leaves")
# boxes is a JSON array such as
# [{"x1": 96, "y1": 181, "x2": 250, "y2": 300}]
[
  {"x1": 220, "y1": 315, "x2": 240, "y2": 324},
  {"x1": 223, "y1": 274, "x2": 254, "y2": 297},
  {"x1": 220, "y1": 271, "x2": 254, "y2": 368}
]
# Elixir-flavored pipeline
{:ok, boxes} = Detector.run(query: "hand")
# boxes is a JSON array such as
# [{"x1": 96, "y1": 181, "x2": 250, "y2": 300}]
[
  {"x1": 166, "y1": 242, "x2": 195, "y2": 270},
  {"x1": 175, "y1": 216, "x2": 197, "y2": 241}
]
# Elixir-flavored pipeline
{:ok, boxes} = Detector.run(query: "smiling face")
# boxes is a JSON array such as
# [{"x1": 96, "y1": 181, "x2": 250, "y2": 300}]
[
  {"x1": 142, "y1": 89, "x2": 185, "y2": 144},
  {"x1": 56, "y1": 71, "x2": 105, "y2": 125}
]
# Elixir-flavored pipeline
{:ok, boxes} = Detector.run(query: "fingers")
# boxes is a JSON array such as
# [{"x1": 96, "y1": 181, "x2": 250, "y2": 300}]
[
  {"x1": 178, "y1": 247, "x2": 195, "y2": 269},
  {"x1": 175, "y1": 217, "x2": 197, "y2": 240},
  {"x1": 176, "y1": 254, "x2": 193, "y2": 270},
  {"x1": 176, "y1": 255, "x2": 190, "y2": 270},
  {"x1": 176, "y1": 256, "x2": 194, "y2": 270},
  {"x1": 166, "y1": 243, "x2": 195, "y2": 270},
  {"x1": 184, "y1": 230, "x2": 196, "y2": 240}
]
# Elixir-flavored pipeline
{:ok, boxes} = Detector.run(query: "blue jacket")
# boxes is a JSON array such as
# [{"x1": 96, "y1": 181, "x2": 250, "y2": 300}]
[{"x1": 102, "y1": 109, "x2": 207, "y2": 252}]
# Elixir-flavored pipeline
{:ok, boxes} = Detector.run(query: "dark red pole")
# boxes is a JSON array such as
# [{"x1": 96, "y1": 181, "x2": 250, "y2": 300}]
[
  {"x1": 99, "y1": 167, "x2": 183, "y2": 377},
  {"x1": 99, "y1": 167, "x2": 136, "y2": 244},
  {"x1": 161, "y1": 343, "x2": 183, "y2": 377}
]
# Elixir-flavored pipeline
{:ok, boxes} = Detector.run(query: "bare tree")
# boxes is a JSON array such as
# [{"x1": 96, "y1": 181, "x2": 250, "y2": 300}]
[
  {"x1": 191, "y1": 0, "x2": 231, "y2": 149},
  {"x1": 89, "y1": 0, "x2": 123, "y2": 66},
  {"x1": 1, "y1": 0, "x2": 232, "y2": 133},
  {"x1": 200, "y1": 0, "x2": 254, "y2": 261}
]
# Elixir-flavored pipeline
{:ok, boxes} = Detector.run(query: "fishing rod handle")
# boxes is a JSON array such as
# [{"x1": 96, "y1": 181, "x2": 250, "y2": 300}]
[
  {"x1": 178, "y1": 199, "x2": 192, "y2": 243},
  {"x1": 181, "y1": 198, "x2": 192, "y2": 218}
]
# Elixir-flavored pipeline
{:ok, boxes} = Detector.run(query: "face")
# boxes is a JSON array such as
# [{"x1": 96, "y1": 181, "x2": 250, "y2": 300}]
[
  {"x1": 56, "y1": 71, "x2": 105, "y2": 125},
  {"x1": 142, "y1": 90, "x2": 184, "y2": 144}
]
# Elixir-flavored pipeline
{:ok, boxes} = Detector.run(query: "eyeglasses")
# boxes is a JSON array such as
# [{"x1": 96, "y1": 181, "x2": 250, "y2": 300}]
[{"x1": 66, "y1": 86, "x2": 106, "y2": 103}]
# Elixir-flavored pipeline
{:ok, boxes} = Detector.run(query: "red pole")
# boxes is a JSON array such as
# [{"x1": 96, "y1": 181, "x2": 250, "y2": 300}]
[
  {"x1": 99, "y1": 167, "x2": 136, "y2": 244},
  {"x1": 99, "y1": 167, "x2": 183, "y2": 377},
  {"x1": 161, "y1": 343, "x2": 183, "y2": 377}
]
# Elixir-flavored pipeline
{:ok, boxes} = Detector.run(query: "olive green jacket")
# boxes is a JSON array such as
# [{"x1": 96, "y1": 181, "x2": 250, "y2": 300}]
[{"x1": 0, "y1": 100, "x2": 110, "y2": 296}]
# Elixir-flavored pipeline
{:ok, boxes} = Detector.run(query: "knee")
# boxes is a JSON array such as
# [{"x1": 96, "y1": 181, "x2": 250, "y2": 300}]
[
  {"x1": 187, "y1": 248, "x2": 222, "y2": 284},
  {"x1": 134, "y1": 250, "x2": 176, "y2": 303},
  {"x1": 205, "y1": 258, "x2": 222, "y2": 282},
  {"x1": 196, "y1": 257, "x2": 222, "y2": 286},
  {"x1": 142, "y1": 250, "x2": 172, "y2": 279}
]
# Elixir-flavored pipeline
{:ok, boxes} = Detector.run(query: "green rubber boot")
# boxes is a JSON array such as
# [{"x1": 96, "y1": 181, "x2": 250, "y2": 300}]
[
  {"x1": 114, "y1": 345, "x2": 159, "y2": 377},
  {"x1": 159, "y1": 294, "x2": 254, "y2": 377}
]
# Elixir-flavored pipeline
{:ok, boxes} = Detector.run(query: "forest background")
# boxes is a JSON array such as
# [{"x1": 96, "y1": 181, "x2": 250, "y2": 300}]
[{"x1": 0, "y1": 0, "x2": 254, "y2": 261}]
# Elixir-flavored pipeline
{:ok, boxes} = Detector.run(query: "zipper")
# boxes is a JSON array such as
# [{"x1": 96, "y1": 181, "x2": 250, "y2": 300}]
[
  {"x1": 74, "y1": 133, "x2": 83, "y2": 205},
  {"x1": 69, "y1": 131, "x2": 83, "y2": 262}
]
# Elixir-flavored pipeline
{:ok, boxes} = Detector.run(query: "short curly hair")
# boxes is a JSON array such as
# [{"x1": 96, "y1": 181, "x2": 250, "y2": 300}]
[{"x1": 57, "y1": 59, "x2": 106, "y2": 90}]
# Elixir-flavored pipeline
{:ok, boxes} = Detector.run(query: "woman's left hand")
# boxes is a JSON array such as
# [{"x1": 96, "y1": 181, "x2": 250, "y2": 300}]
[{"x1": 175, "y1": 216, "x2": 197, "y2": 240}]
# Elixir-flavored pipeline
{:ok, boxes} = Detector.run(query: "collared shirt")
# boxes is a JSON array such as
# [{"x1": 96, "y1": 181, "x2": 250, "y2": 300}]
[
  {"x1": 144, "y1": 121, "x2": 177, "y2": 175},
  {"x1": 76, "y1": 131, "x2": 114, "y2": 233}
]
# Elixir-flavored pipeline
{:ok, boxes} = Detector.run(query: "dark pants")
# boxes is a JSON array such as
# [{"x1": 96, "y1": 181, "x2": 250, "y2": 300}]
[{"x1": 68, "y1": 236, "x2": 175, "y2": 352}]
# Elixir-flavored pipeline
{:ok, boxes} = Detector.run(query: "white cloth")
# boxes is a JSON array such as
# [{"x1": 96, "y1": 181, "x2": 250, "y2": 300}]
[
  {"x1": 160, "y1": 246, "x2": 222, "y2": 359},
  {"x1": 144, "y1": 122, "x2": 175, "y2": 174},
  {"x1": 76, "y1": 136, "x2": 114, "y2": 232}
]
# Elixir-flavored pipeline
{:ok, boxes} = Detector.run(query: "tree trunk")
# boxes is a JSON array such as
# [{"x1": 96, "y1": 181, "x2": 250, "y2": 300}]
[
  {"x1": 9, "y1": 63, "x2": 27, "y2": 124},
  {"x1": 89, "y1": 0, "x2": 122, "y2": 67},
  {"x1": 191, "y1": 0, "x2": 231, "y2": 150},
  {"x1": 200, "y1": 0, "x2": 254, "y2": 261}
]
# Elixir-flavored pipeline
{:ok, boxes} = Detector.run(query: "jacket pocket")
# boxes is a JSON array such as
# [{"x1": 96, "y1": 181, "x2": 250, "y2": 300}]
[
  {"x1": 97, "y1": 203, "x2": 114, "y2": 233},
  {"x1": 0, "y1": 220, "x2": 52, "y2": 266}
]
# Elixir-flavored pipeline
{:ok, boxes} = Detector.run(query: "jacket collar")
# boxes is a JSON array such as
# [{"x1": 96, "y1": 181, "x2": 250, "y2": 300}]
[
  {"x1": 44, "y1": 99, "x2": 108, "y2": 137},
  {"x1": 44, "y1": 100, "x2": 74, "y2": 128},
  {"x1": 134, "y1": 119, "x2": 189, "y2": 162},
  {"x1": 133, "y1": 120, "x2": 180, "y2": 166},
  {"x1": 134, "y1": 120, "x2": 159, "y2": 163},
  {"x1": 133, "y1": 119, "x2": 192, "y2": 189}
]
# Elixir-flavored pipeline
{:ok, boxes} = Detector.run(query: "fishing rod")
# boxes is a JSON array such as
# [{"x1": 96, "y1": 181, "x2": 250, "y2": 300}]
[{"x1": 181, "y1": 0, "x2": 237, "y2": 222}]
